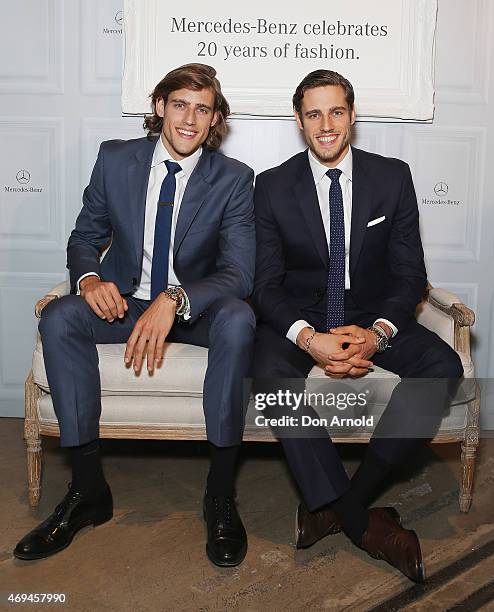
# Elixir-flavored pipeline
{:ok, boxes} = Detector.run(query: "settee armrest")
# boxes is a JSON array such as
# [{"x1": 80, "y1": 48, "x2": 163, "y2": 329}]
[
  {"x1": 35, "y1": 280, "x2": 70, "y2": 319},
  {"x1": 427, "y1": 287, "x2": 475, "y2": 328},
  {"x1": 416, "y1": 285, "x2": 475, "y2": 355}
]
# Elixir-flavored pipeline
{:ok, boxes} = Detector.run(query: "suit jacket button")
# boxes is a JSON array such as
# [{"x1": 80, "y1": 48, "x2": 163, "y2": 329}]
[
  {"x1": 315, "y1": 289, "x2": 323, "y2": 298},
  {"x1": 132, "y1": 277, "x2": 137, "y2": 286}
]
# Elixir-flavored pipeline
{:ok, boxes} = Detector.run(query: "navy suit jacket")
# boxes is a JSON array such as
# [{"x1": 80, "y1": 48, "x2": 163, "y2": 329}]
[
  {"x1": 67, "y1": 137, "x2": 255, "y2": 323},
  {"x1": 252, "y1": 146, "x2": 427, "y2": 336}
]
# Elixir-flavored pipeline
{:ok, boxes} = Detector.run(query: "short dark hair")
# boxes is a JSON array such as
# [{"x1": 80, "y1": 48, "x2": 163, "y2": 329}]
[
  {"x1": 292, "y1": 70, "x2": 355, "y2": 114},
  {"x1": 144, "y1": 63, "x2": 230, "y2": 149}
]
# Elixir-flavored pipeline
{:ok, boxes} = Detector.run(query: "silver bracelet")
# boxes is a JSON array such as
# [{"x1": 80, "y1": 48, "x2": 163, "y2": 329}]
[
  {"x1": 367, "y1": 324, "x2": 390, "y2": 353},
  {"x1": 305, "y1": 330, "x2": 317, "y2": 353}
]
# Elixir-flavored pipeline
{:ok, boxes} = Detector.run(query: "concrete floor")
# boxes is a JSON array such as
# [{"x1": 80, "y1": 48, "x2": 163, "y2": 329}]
[{"x1": 1, "y1": 417, "x2": 494, "y2": 611}]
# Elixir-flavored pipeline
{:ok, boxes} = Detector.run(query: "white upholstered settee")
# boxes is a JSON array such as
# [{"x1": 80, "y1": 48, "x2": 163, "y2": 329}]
[{"x1": 25, "y1": 282, "x2": 480, "y2": 511}]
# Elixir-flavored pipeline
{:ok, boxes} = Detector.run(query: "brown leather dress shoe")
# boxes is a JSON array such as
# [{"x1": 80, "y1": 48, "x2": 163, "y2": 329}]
[
  {"x1": 295, "y1": 503, "x2": 341, "y2": 549},
  {"x1": 360, "y1": 507, "x2": 425, "y2": 583},
  {"x1": 296, "y1": 503, "x2": 402, "y2": 550}
]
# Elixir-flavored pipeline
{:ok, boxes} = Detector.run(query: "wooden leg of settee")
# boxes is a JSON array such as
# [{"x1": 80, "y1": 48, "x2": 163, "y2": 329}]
[
  {"x1": 25, "y1": 370, "x2": 43, "y2": 507},
  {"x1": 459, "y1": 385, "x2": 481, "y2": 513}
]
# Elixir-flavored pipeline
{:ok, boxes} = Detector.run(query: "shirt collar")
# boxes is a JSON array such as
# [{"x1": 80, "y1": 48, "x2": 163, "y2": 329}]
[
  {"x1": 151, "y1": 135, "x2": 202, "y2": 177},
  {"x1": 308, "y1": 145, "x2": 353, "y2": 185}
]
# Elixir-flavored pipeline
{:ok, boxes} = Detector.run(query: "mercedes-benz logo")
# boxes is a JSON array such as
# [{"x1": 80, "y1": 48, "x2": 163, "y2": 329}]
[
  {"x1": 115, "y1": 10, "x2": 123, "y2": 25},
  {"x1": 434, "y1": 181, "x2": 448, "y2": 196},
  {"x1": 16, "y1": 169, "x2": 31, "y2": 184}
]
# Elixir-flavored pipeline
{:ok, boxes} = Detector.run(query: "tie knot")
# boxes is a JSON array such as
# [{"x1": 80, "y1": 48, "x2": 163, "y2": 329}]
[
  {"x1": 165, "y1": 160, "x2": 182, "y2": 175},
  {"x1": 326, "y1": 168, "x2": 342, "y2": 182}
]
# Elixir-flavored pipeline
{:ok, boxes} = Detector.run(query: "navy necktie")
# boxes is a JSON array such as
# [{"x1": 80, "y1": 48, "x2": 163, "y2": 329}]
[
  {"x1": 150, "y1": 160, "x2": 182, "y2": 301},
  {"x1": 325, "y1": 168, "x2": 345, "y2": 331}
]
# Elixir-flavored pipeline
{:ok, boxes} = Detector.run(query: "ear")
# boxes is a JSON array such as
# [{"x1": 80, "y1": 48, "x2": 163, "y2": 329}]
[
  {"x1": 295, "y1": 112, "x2": 304, "y2": 130},
  {"x1": 211, "y1": 111, "x2": 219, "y2": 128},
  {"x1": 156, "y1": 97, "x2": 165, "y2": 118},
  {"x1": 350, "y1": 105, "x2": 356, "y2": 126}
]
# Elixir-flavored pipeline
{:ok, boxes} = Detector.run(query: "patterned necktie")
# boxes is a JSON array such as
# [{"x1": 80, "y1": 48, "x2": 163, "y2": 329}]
[
  {"x1": 325, "y1": 168, "x2": 345, "y2": 331},
  {"x1": 150, "y1": 160, "x2": 182, "y2": 300}
]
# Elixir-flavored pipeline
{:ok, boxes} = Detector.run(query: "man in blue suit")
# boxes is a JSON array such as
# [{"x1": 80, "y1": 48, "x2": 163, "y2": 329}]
[
  {"x1": 252, "y1": 70, "x2": 463, "y2": 581},
  {"x1": 15, "y1": 64, "x2": 256, "y2": 567}
]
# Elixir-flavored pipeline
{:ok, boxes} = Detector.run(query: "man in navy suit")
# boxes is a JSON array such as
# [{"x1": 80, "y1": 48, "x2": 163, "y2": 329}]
[
  {"x1": 15, "y1": 64, "x2": 255, "y2": 567},
  {"x1": 252, "y1": 70, "x2": 463, "y2": 581}
]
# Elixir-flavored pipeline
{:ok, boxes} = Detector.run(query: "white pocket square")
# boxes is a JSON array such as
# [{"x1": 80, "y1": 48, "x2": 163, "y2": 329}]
[{"x1": 367, "y1": 216, "x2": 386, "y2": 228}]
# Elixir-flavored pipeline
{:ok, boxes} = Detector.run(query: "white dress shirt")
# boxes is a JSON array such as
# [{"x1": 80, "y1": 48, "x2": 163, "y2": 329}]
[
  {"x1": 286, "y1": 146, "x2": 397, "y2": 344},
  {"x1": 78, "y1": 137, "x2": 200, "y2": 317},
  {"x1": 133, "y1": 137, "x2": 201, "y2": 304}
]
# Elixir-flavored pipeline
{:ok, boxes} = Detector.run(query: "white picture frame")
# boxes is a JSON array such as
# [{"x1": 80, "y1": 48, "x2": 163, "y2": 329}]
[{"x1": 122, "y1": 0, "x2": 437, "y2": 121}]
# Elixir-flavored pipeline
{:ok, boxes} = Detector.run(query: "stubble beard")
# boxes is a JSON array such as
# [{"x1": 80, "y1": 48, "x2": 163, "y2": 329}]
[{"x1": 311, "y1": 129, "x2": 351, "y2": 165}]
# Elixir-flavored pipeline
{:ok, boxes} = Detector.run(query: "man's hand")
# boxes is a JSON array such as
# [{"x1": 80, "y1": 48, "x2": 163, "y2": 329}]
[
  {"x1": 296, "y1": 327, "x2": 373, "y2": 378},
  {"x1": 124, "y1": 293, "x2": 176, "y2": 374},
  {"x1": 330, "y1": 325, "x2": 378, "y2": 360},
  {"x1": 325, "y1": 324, "x2": 380, "y2": 378},
  {"x1": 80, "y1": 276, "x2": 128, "y2": 321}
]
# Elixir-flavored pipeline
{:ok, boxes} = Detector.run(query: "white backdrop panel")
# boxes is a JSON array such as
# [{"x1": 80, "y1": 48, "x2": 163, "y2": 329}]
[
  {"x1": 0, "y1": 0, "x2": 63, "y2": 94},
  {"x1": 81, "y1": 0, "x2": 124, "y2": 95},
  {"x1": 402, "y1": 126, "x2": 485, "y2": 264},
  {"x1": 0, "y1": 118, "x2": 65, "y2": 252},
  {"x1": 435, "y1": 0, "x2": 491, "y2": 104}
]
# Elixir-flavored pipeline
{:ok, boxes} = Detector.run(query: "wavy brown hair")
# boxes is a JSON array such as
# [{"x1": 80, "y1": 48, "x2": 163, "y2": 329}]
[{"x1": 144, "y1": 63, "x2": 230, "y2": 149}]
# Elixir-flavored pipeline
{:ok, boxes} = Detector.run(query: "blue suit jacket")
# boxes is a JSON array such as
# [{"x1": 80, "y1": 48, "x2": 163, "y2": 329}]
[
  {"x1": 252, "y1": 147, "x2": 427, "y2": 335},
  {"x1": 67, "y1": 137, "x2": 255, "y2": 322}
]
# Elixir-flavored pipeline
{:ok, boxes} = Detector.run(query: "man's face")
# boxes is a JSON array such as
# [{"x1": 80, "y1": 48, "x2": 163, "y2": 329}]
[
  {"x1": 156, "y1": 87, "x2": 218, "y2": 160},
  {"x1": 295, "y1": 85, "x2": 356, "y2": 167}
]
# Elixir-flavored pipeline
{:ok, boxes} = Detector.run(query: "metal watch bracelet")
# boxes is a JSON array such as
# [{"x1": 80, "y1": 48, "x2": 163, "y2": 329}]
[
  {"x1": 162, "y1": 287, "x2": 185, "y2": 315},
  {"x1": 368, "y1": 324, "x2": 390, "y2": 353}
]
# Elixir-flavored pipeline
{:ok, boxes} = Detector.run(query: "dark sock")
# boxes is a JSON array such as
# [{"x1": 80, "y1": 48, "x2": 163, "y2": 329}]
[
  {"x1": 69, "y1": 439, "x2": 107, "y2": 499},
  {"x1": 331, "y1": 448, "x2": 394, "y2": 545},
  {"x1": 350, "y1": 446, "x2": 395, "y2": 508},
  {"x1": 331, "y1": 495, "x2": 369, "y2": 545},
  {"x1": 206, "y1": 443, "x2": 240, "y2": 497}
]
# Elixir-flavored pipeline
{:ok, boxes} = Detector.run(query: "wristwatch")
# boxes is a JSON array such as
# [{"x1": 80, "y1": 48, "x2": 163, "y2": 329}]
[
  {"x1": 367, "y1": 324, "x2": 390, "y2": 353},
  {"x1": 162, "y1": 286, "x2": 186, "y2": 315}
]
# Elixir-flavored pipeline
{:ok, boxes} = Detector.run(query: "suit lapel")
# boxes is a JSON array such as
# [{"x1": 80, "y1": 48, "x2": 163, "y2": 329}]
[
  {"x1": 173, "y1": 148, "x2": 213, "y2": 256},
  {"x1": 349, "y1": 147, "x2": 373, "y2": 279},
  {"x1": 127, "y1": 137, "x2": 157, "y2": 265},
  {"x1": 293, "y1": 152, "x2": 329, "y2": 266}
]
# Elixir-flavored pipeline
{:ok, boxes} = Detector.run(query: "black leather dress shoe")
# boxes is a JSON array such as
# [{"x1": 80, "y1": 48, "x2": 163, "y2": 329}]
[
  {"x1": 203, "y1": 493, "x2": 247, "y2": 567},
  {"x1": 14, "y1": 484, "x2": 113, "y2": 560},
  {"x1": 296, "y1": 502, "x2": 402, "y2": 549}
]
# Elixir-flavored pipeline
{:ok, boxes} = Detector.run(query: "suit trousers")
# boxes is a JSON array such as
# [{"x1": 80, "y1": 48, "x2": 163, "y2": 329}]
[
  {"x1": 39, "y1": 294, "x2": 256, "y2": 448},
  {"x1": 253, "y1": 298, "x2": 464, "y2": 511}
]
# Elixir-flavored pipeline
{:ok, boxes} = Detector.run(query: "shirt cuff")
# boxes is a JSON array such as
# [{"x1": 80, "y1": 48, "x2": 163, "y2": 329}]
[
  {"x1": 287, "y1": 320, "x2": 314, "y2": 345},
  {"x1": 373, "y1": 318, "x2": 398, "y2": 338},
  {"x1": 77, "y1": 273, "x2": 100, "y2": 295}
]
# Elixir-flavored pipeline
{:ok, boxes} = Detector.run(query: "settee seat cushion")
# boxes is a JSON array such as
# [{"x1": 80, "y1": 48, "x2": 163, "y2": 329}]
[
  {"x1": 33, "y1": 338, "x2": 475, "y2": 436},
  {"x1": 33, "y1": 337, "x2": 474, "y2": 396},
  {"x1": 33, "y1": 339, "x2": 208, "y2": 397}
]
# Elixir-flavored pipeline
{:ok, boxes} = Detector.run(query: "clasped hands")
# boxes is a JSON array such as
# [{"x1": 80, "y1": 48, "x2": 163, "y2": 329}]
[
  {"x1": 297, "y1": 325, "x2": 379, "y2": 378},
  {"x1": 79, "y1": 277, "x2": 176, "y2": 374}
]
